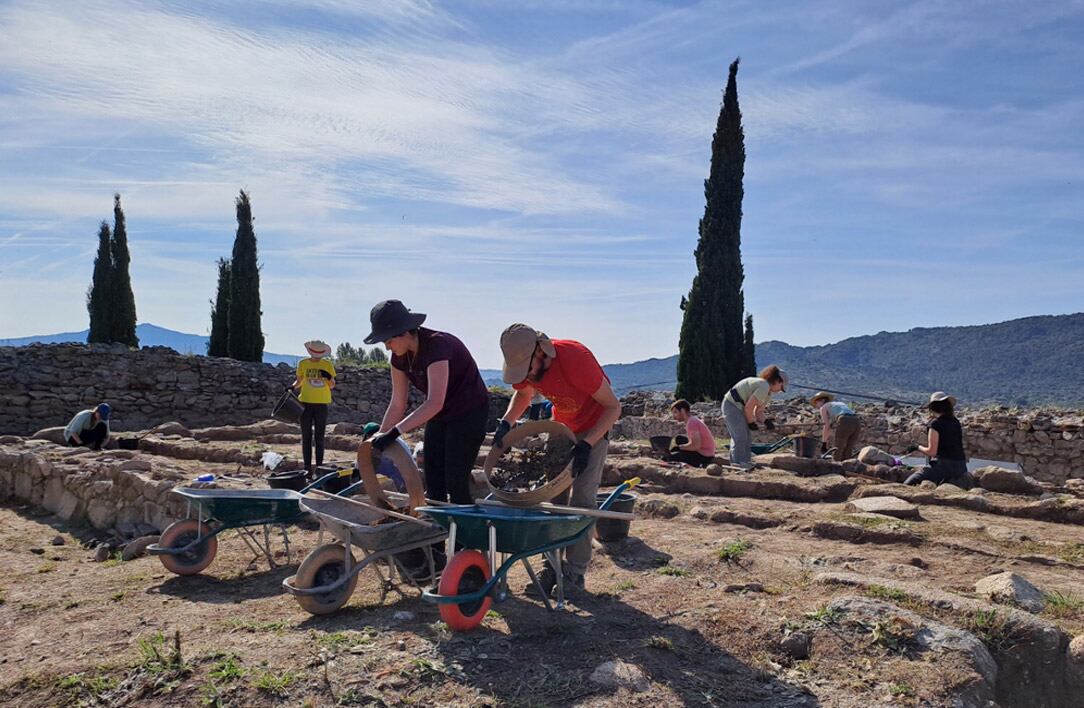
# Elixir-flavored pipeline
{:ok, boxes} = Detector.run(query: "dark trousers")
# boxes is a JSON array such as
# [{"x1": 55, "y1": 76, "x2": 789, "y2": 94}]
[
  {"x1": 300, "y1": 403, "x2": 329, "y2": 472},
  {"x1": 667, "y1": 450, "x2": 714, "y2": 467},
  {"x1": 833, "y1": 415, "x2": 862, "y2": 461},
  {"x1": 68, "y1": 422, "x2": 108, "y2": 451},
  {"x1": 424, "y1": 403, "x2": 488, "y2": 504},
  {"x1": 528, "y1": 403, "x2": 545, "y2": 420},
  {"x1": 904, "y1": 459, "x2": 974, "y2": 489}
]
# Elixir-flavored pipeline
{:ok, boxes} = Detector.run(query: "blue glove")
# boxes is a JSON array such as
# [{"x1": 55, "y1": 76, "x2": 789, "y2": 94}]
[
  {"x1": 571, "y1": 440, "x2": 592, "y2": 478},
  {"x1": 492, "y1": 420, "x2": 512, "y2": 449},
  {"x1": 370, "y1": 427, "x2": 401, "y2": 453}
]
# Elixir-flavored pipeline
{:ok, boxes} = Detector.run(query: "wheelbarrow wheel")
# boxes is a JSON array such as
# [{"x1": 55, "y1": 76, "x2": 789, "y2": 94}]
[
  {"x1": 158, "y1": 519, "x2": 217, "y2": 576},
  {"x1": 438, "y1": 550, "x2": 492, "y2": 631},
  {"x1": 292, "y1": 543, "x2": 359, "y2": 615}
]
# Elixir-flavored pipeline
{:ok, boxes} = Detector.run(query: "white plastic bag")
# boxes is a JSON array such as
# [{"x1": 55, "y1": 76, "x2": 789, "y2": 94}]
[{"x1": 261, "y1": 451, "x2": 285, "y2": 471}]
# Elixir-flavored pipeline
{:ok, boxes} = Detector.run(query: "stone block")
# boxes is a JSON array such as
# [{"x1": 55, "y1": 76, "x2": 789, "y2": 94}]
[
  {"x1": 57, "y1": 490, "x2": 86, "y2": 523},
  {"x1": 975, "y1": 571, "x2": 1045, "y2": 613}
]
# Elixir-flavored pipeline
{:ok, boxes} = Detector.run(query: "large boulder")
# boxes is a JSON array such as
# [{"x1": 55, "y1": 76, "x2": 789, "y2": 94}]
[
  {"x1": 857, "y1": 446, "x2": 896, "y2": 465},
  {"x1": 973, "y1": 466, "x2": 1043, "y2": 495},
  {"x1": 844, "y1": 496, "x2": 921, "y2": 519},
  {"x1": 30, "y1": 426, "x2": 67, "y2": 445},
  {"x1": 975, "y1": 571, "x2": 1045, "y2": 613}
]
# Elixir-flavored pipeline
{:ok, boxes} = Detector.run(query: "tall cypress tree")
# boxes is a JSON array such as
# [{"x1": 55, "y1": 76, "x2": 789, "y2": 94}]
[
  {"x1": 208, "y1": 257, "x2": 231, "y2": 356},
  {"x1": 676, "y1": 58, "x2": 747, "y2": 401},
  {"x1": 227, "y1": 190, "x2": 264, "y2": 362},
  {"x1": 87, "y1": 221, "x2": 113, "y2": 343},
  {"x1": 743, "y1": 313, "x2": 756, "y2": 377},
  {"x1": 109, "y1": 193, "x2": 139, "y2": 347}
]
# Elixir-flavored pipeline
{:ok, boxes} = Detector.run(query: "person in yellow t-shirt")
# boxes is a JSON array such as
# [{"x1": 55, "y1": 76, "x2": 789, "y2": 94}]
[{"x1": 291, "y1": 340, "x2": 336, "y2": 473}]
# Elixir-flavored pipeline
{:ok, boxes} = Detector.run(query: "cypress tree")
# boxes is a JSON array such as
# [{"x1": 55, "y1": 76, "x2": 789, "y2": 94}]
[
  {"x1": 109, "y1": 194, "x2": 139, "y2": 347},
  {"x1": 367, "y1": 347, "x2": 387, "y2": 364},
  {"x1": 207, "y1": 257, "x2": 231, "y2": 356},
  {"x1": 743, "y1": 313, "x2": 756, "y2": 377},
  {"x1": 87, "y1": 221, "x2": 113, "y2": 343},
  {"x1": 227, "y1": 190, "x2": 264, "y2": 362},
  {"x1": 676, "y1": 58, "x2": 748, "y2": 401}
]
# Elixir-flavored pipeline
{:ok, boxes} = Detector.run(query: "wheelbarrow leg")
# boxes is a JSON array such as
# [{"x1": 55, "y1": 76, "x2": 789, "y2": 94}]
[
  {"x1": 521, "y1": 558, "x2": 553, "y2": 611},
  {"x1": 551, "y1": 550, "x2": 565, "y2": 609}
]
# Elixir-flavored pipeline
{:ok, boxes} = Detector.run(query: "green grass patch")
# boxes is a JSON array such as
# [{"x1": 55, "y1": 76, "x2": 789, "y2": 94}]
[
  {"x1": 888, "y1": 682, "x2": 915, "y2": 697},
  {"x1": 56, "y1": 671, "x2": 117, "y2": 700},
  {"x1": 209, "y1": 654, "x2": 246, "y2": 682},
  {"x1": 1059, "y1": 542, "x2": 1084, "y2": 565},
  {"x1": 869, "y1": 616, "x2": 916, "y2": 654},
  {"x1": 964, "y1": 609, "x2": 1018, "y2": 654},
  {"x1": 252, "y1": 669, "x2": 298, "y2": 697},
  {"x1": 865, "y1": 584, "x2": 910, "y2": 602},
  {"x1": 35, "y1": 562, "x2": 56, "y2": 573},
  {"x1": 656, "y1": 564, "x2": 689, "y2": 577},
  {"x1": 313, "y1": 630, "x2": 371, "y2": 652},
  {"x1": 101, "y1": 553, "x2": 124, "y2": 567},
  {"x1": 805, "y1": 604, "x2": 844, "y2": 626},
  {"x1": 223, "y1": 617, "x2": 289, "y2": 633},
  {"x1": 1043, "y1": 590, "x2": 1084, "y2": 618},
  {"x1": 828, "y1": 512, "x2": 900, "y2": 529},
  {"x1": 137, "y1": 631, "x2": 187, "y2": 675},
  {"x1": 110, "y1": 590, "x2": 126, "y2": 602},
  {"x1": 717, "y1": 539, "x2": 752, "y2": 563},
  {"x1": 644, "y1": 636, "x2": 674, "y2": 651},
  {"x1": 401, "y1": 658, "x2": 445, "y2": 683}
]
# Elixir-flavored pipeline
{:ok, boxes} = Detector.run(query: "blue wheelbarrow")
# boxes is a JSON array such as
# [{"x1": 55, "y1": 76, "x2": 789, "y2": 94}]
[
  {"x1": 417, "y1": 477, "x2": 641, "y2": 631},
  {"x1": 148, "y1": 468, "x2": 358, "y2": 576}
]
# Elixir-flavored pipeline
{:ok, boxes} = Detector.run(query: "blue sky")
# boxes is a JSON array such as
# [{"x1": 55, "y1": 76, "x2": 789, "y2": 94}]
[{"x1": 1, "y1": 0, "x2": 1081, "y2": 368}]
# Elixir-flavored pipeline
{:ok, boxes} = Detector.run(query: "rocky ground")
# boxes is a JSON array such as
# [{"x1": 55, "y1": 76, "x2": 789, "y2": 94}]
[{"x1": 1, "y1": 426, "x2": 1083, "y2": 707}]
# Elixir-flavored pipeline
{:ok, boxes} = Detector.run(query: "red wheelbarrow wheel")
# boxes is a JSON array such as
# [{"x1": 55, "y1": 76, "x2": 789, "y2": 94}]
[
  {"x1": 438, "y1": 550, "x2": 493, "y2": 631},
  {"x1": 158, "y1": 519, "x2": 217, "y2": 576}
]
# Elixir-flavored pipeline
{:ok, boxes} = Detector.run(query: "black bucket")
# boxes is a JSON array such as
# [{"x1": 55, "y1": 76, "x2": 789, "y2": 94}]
[
  {"x1": 649, "y1": 435, "x2": 673, "y2": 455},
  {"x1": 594, "y1": 492, "x2": 637, "y2": 542},
  {"x1": 267, "y1": 469, "x2": 308, "y2": 491},
  {"x1": 117, "y1": 437, "x2": 140, "y2": 450},
  {"x1": 271, "y1": 389, "x2": 304, "y2": 424},
  {"x1": 321, "y1": 467, "x2": 359, "y2": 495},
  {"x1": 794, "y1": 436, "x2": 818, "y2": 458}
]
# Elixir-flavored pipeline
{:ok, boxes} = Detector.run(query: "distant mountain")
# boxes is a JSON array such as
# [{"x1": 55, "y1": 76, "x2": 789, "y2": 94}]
[
  {"x1": 0, "y1": 323, "x2": 303, "y2": 366},
  {"x1": 485, "y1": 313, "x2": 1084, "y2": 407}
]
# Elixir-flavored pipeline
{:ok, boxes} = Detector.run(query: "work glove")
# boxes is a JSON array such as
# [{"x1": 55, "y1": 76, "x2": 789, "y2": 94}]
[
  {"x1": 764, "y1": 418, "x2": 776, "y2": 431},
  {"x1": 318, "y1": 370, "x2": 333, "y2": 380},
  {"x1": 492, "y1": 420, "x2": 512, "y2": 449},
  {"x1": 570, "y1": 440, "x2": 593, "y2": 478},
  {"x1": 284, "y1": 383, "x2": 294, "y2": 392},
  {"x1": 903, "y1": 444, "x2": 919, "y2": 454},
  {"x1": 820, "y1": 441, "x2": 828, "y2": 454},
  {"x1": 747, "y1": 421, "x2": 759, "y2": 431},
  {"x1": 370, "y1": 427, "x2": 401, "y2": 453}
]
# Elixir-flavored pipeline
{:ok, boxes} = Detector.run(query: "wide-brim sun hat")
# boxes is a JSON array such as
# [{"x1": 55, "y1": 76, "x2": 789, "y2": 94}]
[
  {"x1": 304, "y1": 340, "x2": 331, "y2": 358},
  {"x1": 500, "y1": 323, "x2": 556, "y2": 384},
  {"x1": 810, "y1": 391, "x2": 833, "y2": 405},
  {"x1": 364, "y1": 300, "x2": 426, "y2": 345},
  {"x1": 929, "y1": 391, "x2": 957, "y2": 406}
]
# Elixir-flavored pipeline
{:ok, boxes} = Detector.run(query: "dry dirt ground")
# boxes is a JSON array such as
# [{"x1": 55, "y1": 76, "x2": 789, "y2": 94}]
[{"x1": 2, "y1": 436, "x2": 1083, "y2": 707}]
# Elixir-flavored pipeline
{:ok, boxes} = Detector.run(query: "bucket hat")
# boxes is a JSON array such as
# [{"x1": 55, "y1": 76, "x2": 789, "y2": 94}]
[
  {"x1": 810, "y1": 391, "x2": 833, "y2": 405},
  {"x1": 928, "y1": 391, "x2": 956, "y2": 406},
  {"x1": 304, "y1": 340, "x2": 331, "y2": 358},
  {"x1": 500, "y1": 323, "x2": 556, "y2": 384},
  {"x1": 364, "y1": 300, "x2": 426, "y2": 345}
]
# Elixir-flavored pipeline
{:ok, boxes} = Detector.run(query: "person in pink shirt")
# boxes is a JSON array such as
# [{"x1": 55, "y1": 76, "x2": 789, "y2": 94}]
[{"x1": 667, "y1": 399, "x2": 716, "y2": 467}]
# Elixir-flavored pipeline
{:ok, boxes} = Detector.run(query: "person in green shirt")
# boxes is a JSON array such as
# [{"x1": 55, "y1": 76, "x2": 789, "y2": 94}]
[
  {"x1": 722, "y1": 365, "x2": 787, "y2": 468},
  {"x1": 291, "y1": 340, "x2": 336, "y2": 474}
]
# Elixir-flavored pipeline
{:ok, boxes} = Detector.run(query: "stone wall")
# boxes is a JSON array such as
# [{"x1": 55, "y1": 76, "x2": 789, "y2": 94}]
[
  {"x1": 0, "y1": 343, "x2": 509, "y2": 436},
  {"x1": 614, "y1": 391, "x2": 1084, "y2": 484}
]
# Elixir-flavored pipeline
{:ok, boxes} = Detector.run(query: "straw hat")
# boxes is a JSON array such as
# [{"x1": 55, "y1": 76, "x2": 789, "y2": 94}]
[
  {"x1": 928, "y1": 391, "x2": 956, "y2": 406},
  {"x1": 304, "y1": 340, "x2": 331, "y2": 358},
  {"x1": 810, "y1": 391, "x2": 834, "y2": 405}
]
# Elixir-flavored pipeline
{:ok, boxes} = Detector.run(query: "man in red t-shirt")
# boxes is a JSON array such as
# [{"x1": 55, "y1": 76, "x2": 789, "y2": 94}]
[{"x1": 495, "y1": 324, "x2": 622, "y2": 598}]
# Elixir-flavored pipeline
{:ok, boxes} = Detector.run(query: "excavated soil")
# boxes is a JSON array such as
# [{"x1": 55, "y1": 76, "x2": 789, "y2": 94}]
[{"x1": 1, "y1": 433, "x2": 1083, "y2": 707}]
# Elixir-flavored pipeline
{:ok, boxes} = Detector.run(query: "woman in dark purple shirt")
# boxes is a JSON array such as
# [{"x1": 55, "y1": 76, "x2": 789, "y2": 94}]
[{"x1": 364, "y1": 300, "x2": 488, "y2": 505}]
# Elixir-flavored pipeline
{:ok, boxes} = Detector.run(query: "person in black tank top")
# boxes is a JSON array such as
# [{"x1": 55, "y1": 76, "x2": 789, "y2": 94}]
[{"x1": 904, "y1": 392, "x2": 974, "y2": 489}]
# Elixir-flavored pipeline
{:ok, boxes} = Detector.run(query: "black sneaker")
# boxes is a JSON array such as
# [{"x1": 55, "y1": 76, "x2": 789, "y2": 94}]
[{"x1": 524, "y1": 567, "x2": 557, "y2": 598}]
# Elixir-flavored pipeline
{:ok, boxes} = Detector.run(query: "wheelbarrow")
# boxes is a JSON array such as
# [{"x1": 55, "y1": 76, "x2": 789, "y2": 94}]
[
  {"x1": 417, "y1": 478, "x2": 640, "y2": 632},
  {"x1": 282, "y1": 490, "x2": 448, "y2": 615},
  {"x1": 148, "y1": 469, "x2": 356, "y2": 576}
]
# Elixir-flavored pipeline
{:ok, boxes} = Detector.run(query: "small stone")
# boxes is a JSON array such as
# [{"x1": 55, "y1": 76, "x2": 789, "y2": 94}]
[
  {"x1": 919, "y1": 480, "x2": 937, "y2": 490},
  {"x1": 50, "y1": 535, "x2": 65, "y2": 546},
  {"x1": 780, "y1": 631, "x2": 811, "y2": 660},
  {"x1": 94, "y1": 545, "x2": 112, "y2": 562},
  {"x1": 588, "y1": 659, "x2": 650, "y2": 693},
  {"x1": 348, "y1": 645, "x2": 368, "y2": 654},
  {"x1": 975, "y1": 571, "x2": 1045, "y2": 613},
  {"x1": 909, "y1": 557, "x2": 928, "y2": 569},
  {"x1": 122, "y1": 535, "x2": 160, "y2": 561},
  {"x1": 723, "y1": 582, "x2": 764, "y2": 594},
  {"x1": 392, "y1": 610, "x2": 414, "y2": 621},
  {"x1": 706, "y1": 464, "x2": 723, "y2": 477},
  {"x1": 30, "y1": 547, "x2": 45, "y2": 555},
  {"x1": 396, "y1": 640, "x2": 406, "y2": 651}
]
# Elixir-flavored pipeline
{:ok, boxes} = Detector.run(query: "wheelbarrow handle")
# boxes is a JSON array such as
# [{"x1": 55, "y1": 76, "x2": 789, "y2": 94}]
[{"x1": 598, "y1": 477, "x2": 640, "y2": 511}]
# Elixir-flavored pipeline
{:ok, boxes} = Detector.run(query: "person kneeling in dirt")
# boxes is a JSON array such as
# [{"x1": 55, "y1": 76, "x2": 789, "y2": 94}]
[
  {"x1": 904, "y1": 392, "x2": 974, "y2": 489},
  {"x1": 666, "y1": 399, "x2": 715, "y2": 467},
  {"x1": 810, "y1": 392, "x2": 862, "y2": 461},
  {"x1": 63, "y1": 402, "x2": 111, "y2": 450},
  {"x1": 495, "y1": 324, "x2": 622, "y2": 597}
]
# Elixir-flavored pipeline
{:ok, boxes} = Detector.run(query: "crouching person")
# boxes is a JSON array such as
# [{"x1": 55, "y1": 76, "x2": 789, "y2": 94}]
[
  {"x1": 64, "y1": 403, "x2": 111, "y2": 450},
  {"x1": 494, "y1": 324, "x2": 621, "y2": 597},
  {"x1": 904, "y1": 392, "x2": 974, "y2": 489},
  {"x1": 667, "y1": 399, "x2": 715, "y2": 467}
]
